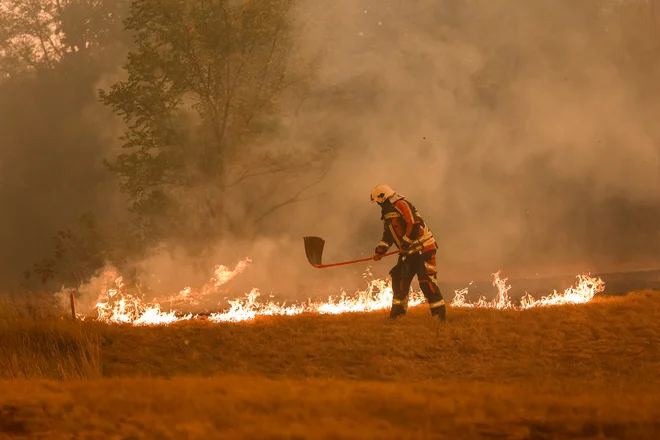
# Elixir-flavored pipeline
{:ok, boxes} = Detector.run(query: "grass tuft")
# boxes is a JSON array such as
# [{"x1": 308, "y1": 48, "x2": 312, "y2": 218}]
[{"x1": 0, "y1": 295, "x2": 101, "y2": 380}]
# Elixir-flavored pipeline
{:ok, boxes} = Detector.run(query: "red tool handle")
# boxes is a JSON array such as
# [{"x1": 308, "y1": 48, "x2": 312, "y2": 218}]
[{"x1": 312, "y1": 250, "x2": 399, "y2": 269}]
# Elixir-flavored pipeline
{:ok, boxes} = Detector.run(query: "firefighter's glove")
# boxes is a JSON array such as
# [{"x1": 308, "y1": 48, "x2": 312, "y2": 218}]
[
  {"x1": 402, "y1": 240, "x2": 423, "y2": 255},
  {"x1": 373, "y1": 252, "x2": 383, "y2": 261}
]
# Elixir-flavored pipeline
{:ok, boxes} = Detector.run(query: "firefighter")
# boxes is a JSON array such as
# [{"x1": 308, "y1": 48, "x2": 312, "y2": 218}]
[{"x1": 370, "y1": 184, "x2": 447, "y2": 321}]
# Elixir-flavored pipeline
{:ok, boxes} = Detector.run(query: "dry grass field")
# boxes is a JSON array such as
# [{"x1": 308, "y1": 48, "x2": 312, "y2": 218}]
[{"x1": 1, "y1": 290, "x2": 660, "y2": 439}]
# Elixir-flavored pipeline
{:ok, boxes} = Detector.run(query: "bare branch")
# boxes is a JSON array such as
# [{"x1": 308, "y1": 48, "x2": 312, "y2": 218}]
[
  {"x1": 37, "y1": 36, "x2": 51, "y2": 66},
  {"x1": 47, "y1": 35, "x2": 62, "y2": 58},
  {"x1": 225, "y1": 161, "x2": 311, "y2": 188},
  {"x1": 252, "y1": 165, "x2": 331, "y2": 225},
  {"x1": 215, "y1": 0, "x2": 233, "y2": 156}
]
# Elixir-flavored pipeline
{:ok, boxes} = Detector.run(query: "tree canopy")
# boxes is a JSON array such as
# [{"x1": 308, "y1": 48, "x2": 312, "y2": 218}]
[{"x1": 99, "y1": 0, "x2": 329, "y2": 249}]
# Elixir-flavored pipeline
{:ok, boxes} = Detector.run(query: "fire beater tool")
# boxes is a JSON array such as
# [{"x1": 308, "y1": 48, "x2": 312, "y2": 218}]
[{"x1": 303, "y1": 236, "x2": 398, "y2": 269}]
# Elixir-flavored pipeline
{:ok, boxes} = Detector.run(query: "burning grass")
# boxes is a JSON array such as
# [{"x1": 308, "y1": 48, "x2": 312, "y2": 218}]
[
  {"x1": 70, "y1": 257, "x2": 607, "y2": 325},
  {"x1": 1, "y1": 288, "x2": 657, "y2": 382},
  {"x1": 94, "y1": 290, "x2": 660, "y2": 381}
]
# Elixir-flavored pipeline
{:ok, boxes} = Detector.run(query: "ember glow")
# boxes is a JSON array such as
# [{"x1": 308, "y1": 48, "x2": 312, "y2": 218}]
[{"x1": 76, "y1": 259, "x2": 606, "y2": 326}]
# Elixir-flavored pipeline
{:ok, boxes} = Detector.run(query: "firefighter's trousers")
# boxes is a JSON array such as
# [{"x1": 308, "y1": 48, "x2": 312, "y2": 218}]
[{"x1": 389, "y1": 250, "x2": 446, "y2": 320}]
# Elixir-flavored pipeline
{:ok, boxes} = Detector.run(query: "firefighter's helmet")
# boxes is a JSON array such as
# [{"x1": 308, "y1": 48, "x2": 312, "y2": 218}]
[{"x1": 370, "y1": 184, "x2": 397, "y2": 204}]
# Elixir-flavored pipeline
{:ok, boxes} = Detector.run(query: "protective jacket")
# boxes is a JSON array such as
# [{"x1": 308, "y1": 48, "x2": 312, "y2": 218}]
[{"x1": 374, "y1": 198, "x2": 436, "y2": 256}]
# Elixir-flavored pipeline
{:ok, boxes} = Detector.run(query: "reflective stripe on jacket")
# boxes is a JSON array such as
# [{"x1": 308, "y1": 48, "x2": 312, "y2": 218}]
[{"x1": 375, "y1": 199, "x2": 436, "y2": 255}]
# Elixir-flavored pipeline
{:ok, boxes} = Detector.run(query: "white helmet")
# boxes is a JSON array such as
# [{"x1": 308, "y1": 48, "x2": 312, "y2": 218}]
[{"x1": 370, "y1": 184, "x2": 397, "y2": 204}]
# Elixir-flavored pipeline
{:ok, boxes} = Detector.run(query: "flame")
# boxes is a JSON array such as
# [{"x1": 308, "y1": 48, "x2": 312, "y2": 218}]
[
  {"x1": 93, "y1": 258, "x2": 251, "y2": 325},
  {"x1": 85, "y1": 260, "x2": 605, "y2": 326},
  {"x1": 208, "y1": 276, "x2": 426, "y2": 323},
  {"x1": 155, "y1": 258, "x2": 252, "y2": 307},
  {"x1": 450, "y1": 271, "x2": 605, "y2": 309}
]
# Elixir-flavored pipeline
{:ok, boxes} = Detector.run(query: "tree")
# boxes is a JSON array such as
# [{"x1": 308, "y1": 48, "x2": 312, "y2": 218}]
[
  {"x1": 99, "y1": 0, "x2": 329, "y2": 249},
  {"x1": 27, "y1": 211, "x2": 148, "y2": 291},
  {"x1": 0, "y1": 0, "x2": 65, "y2": 76},
  {"x1": 29, "y1": 212, "x2": 107, "y2": 288},
  {"x1": 0, "y1": 0, "x2": 132, "y2": 78}
]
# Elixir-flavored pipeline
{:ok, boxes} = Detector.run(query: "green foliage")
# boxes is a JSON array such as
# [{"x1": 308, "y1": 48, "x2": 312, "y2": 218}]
[
  {"x1": 29, "y1": 213, "x2": 107, "y2": 288},
  {"x1": 100, "y1": 0, "x2": 325, "y2": 245},
  {"x1": 100, "y1": 0, "x2": 296, "y2": 186}
]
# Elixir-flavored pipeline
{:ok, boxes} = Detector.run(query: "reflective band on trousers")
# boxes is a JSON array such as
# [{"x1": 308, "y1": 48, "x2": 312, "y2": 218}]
[
  {"x1": 429, "y1": 300, "x2": 445, "y2": 309},
  {"x1": 392, "y1": 298, "x2": 408, "y2": 308}
]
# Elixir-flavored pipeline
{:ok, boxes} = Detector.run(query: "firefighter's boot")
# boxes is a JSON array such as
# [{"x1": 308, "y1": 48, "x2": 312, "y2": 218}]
[
  {"x1": 389, "y1": 304, "x2": 407, "y2": 319},
  {"x1": 431, "y1": 303, "x2": 447, "y2": 322}
]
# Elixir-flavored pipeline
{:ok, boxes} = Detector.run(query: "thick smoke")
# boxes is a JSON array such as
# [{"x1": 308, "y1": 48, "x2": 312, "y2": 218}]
[
  {"x1": 0, "y1": 0, "x2": 132, "y2": 291},
  {"x1": 278, "y1": 0, "x2": 660, "y2": 278},
  {"x1": 2, "y1": 0, "x2": 660, "y2": 304},
  {"x1": 0, "y1": 69, "x2": 126, "y2": 290}
]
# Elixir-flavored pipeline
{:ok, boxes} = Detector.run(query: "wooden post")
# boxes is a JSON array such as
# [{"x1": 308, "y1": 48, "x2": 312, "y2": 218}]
[{"x1": 70, "y1": 292, "x2": 77, "y2": 320}]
